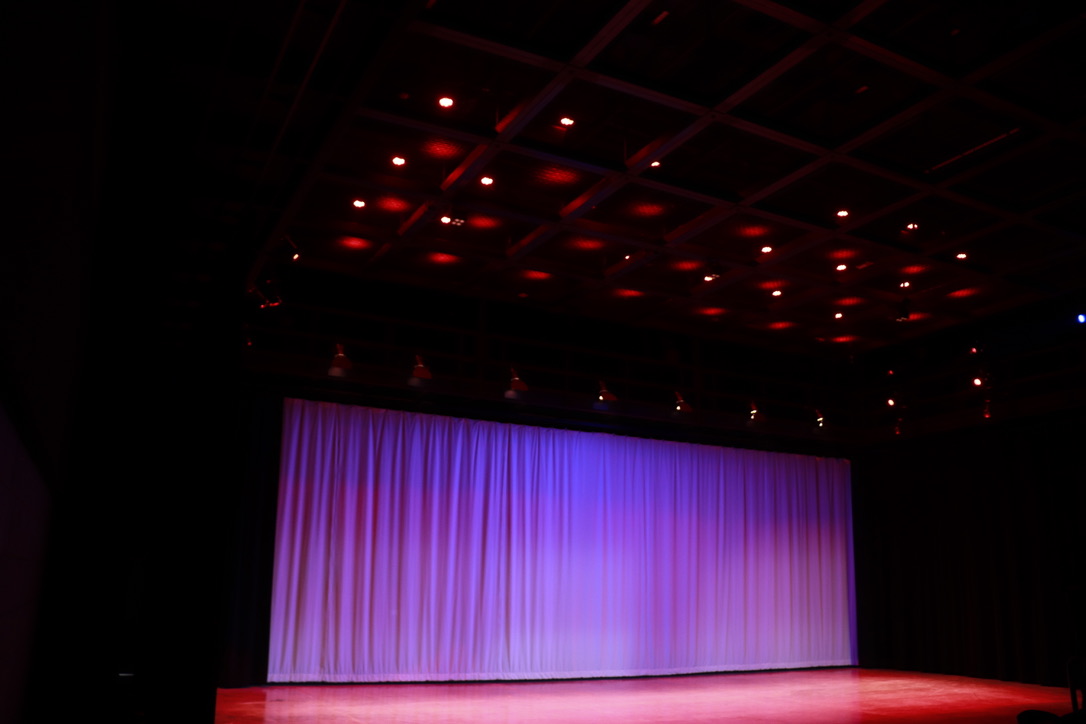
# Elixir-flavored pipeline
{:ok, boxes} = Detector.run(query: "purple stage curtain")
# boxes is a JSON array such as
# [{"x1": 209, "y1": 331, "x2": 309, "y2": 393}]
[{"x1": 267, "y1": 399, "x2": 856, "y2": 682}]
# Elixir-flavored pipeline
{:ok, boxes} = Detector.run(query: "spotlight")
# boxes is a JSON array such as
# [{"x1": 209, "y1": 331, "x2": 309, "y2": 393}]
[
  {"x1": 674, "y1": 392, "x2": 692, "y2": 413},
  {"x1": 896, "y1": 298, "x2": 912, "y2": 322},
  {"x1": 505, "y1": 368, "x2": 528, "y2": 399},
  {"x1": 559, "y1": 117, "x2": 575, "y2": 126},
  {"x1": 412, "y1": 355, "x2": 432, "y2": 379},
  {"x1": 328, "y1": 344, "x2": 351, "y2": 377},
  {"x1": 1077, "y1": 314, "x2": 1085, "y2": 324},
  {"x1": 956, "y1": 252, "x2": 968, "y2": 260},
  {"x1": 480, "y1": 176, "x2": 494, "y2": 186},
  {"x1": 392, "y1": 156, "x2": 406, "y2": 166},
  {"x1": 972, "y1": 377, "x2": 984, "y2": 387},
  {"x1": 597, "y1": 380, "x2": 617, "y2": 402},
  {"x1": 761, "y1": 246, "x2": 773, "y2": 254},
  {"x1": 834, "y1": 312, "x2": 843, "y2": 319},
  {"x1": 650, "y1": 161, "x2": 661, "y2": 167},
  {"x1": 440, "y1": 215, "x2": 452, "y2": 224},
  {"x1": 815, "y1": 410, "x2": 825, "y2": 428},
  {"x1": 771, "y1": 289, "x2": 782, "y2": 297},
  {"x1": 438, "y1": 96, "x2": 454, "y2": 108},
  {"x1": 887, "y1": 398, "x2": 895, "y2": 407},
  {"x1": 905, "y1": 223, "x2": 919, "y2": 231},
  {"x1": 352, "y1": 199, "x2": 366, "y2": 208},
  {"x1": 509, "y1": 368, "x2": 528, "y2": 392},
  {"x1": 836, "y1": 209, "x2": 849, "y2": 218},
  {"x1": 899, "y1": 280, "x2": 911, "y2": 289},
  {"x1": 749, "y1": 403, "x2": 758, "y2": 421},
  {"x1": 836, "y1": 264, "x2": 847, "y2": 271}
]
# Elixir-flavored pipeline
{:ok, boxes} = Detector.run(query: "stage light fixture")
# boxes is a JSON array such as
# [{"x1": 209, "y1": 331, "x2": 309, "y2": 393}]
[
  {"x1": 597, "y1": 381, "x2": 617, "y2": 402},
  {"x1": 412, "y1": 355, "x2": 432, "y2": 379},
  {"x1": 328, "y1": 344, "x2": 351, "y2": 377},
  {"x1": 509, "y1": 368, "x2": 528, "y2": 392},
  {"x1": 815, "y1": 410, "x2": 825, "y2": 428},
  {"x1": 674, "y1": 392, "x2": 692, "y2": 413}
]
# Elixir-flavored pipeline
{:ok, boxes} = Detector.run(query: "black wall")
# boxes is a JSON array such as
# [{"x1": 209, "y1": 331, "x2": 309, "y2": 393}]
[{"x1": 853, "y1": 410, "x2": 1085, "y2": 686}]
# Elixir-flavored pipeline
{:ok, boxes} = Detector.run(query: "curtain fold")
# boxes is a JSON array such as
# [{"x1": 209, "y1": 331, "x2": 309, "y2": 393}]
[{"x1": 268, "y1": 399, "x2": 855, "y2": 682}]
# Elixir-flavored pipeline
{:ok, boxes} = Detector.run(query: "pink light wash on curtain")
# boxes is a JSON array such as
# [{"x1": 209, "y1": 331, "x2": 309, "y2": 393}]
[{"x1": 267, "y1": 399, "x2": 856, "y2": 682}]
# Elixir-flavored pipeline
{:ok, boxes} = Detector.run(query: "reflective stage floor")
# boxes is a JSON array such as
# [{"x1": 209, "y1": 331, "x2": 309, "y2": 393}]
[{"x1": 216, "y1": 668, "x2": 1071, "y2": 723}]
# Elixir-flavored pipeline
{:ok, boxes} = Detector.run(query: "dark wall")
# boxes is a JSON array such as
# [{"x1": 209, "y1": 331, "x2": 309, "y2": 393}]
[{"x1": 852, "y1": 410, "x2": 1085, "y2": 686}]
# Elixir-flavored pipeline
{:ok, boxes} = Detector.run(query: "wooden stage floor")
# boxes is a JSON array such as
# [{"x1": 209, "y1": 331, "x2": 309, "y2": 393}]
[{"x1": 215, "y1": 668, "x2": 1071, "y2": 723}]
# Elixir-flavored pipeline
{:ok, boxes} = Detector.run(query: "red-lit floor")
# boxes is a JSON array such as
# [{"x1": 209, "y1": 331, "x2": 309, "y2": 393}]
[{"x1": 215, "y1": 668, "x2": 1071, "y2": 723}]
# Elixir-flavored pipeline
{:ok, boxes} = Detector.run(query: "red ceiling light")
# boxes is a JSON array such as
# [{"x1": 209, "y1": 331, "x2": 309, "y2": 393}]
[
  {"x1": 829, "y1": 248, "x2": 858, "y2": 260},
  {"x1": 631, "y1": 202, "x2": 665, "y2": 217},
  {"x1": 479, "y1": 176, "x2": 494, "y2": 186},
  {"x1": 352, "y1": 199, "x2": 366, "y2": 208},
  {"x1": 378, "y1": 196, "x2": 412, "y2": 212},
  {"x1": 338, "y1": 236, "x2": 371, "y2": 250},
  {"x1": 696, "y1": 306, "x2": 726, "y2": 316},
  {"x1": 536, "y1": 166, "x2": 579, "y2": 185},
  {"x1": 739, "y1": 225, "x2": 769, "y2": 238},
  {"x1": 615, "y1": 288, "x2": 644, "y2": 297},
  {"x1": 671, "y1": 259, "x2": 700, "y2": 271},
  {"x1": 468, "y1": 215, "x2": 500, "y2": 229},
  {"x1": 948, "y1": 287, "x2": 980, "y2": 298},
  {"x1": 438, "y1": 96, "x2": 454, "y2": 108},
  {"x1": 837, "y1": 296, "x2": 864, "y2": 306},
  {"x1": 768, "y1": 321, "x2": 794, "y2": 329},
  {"x1": 570, "y1": 238, "x2": 604, "y2": 250},
  {"x1": 832, "y1": 335, "x2": 858, "y2": 343},
  {"x1": 391, "y1": 156, "x2": 406, "y2": 166},
  {"x1": 428, "y1": 252, "x2": 460, "y2": 264},
  {"x1": 522, "y1": 269, "x2": 551, "y2": 280},
  {"x1": 423, "y1": 138, "x2": 463, "y2": 159},
  {"x1": 902, "y1": 264, "x2": 928, "y2": 274}
]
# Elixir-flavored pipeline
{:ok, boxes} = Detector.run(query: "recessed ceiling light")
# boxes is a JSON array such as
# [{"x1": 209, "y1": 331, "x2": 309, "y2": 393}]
[
  {"x1": 835, "y1": 264, "x2": 847, "y2": 271},
  {"x1": 836, "y1": 209, "x2": 849, "y2": 218},
  {"x1": 650, "y1": 161, "x2": 661, "y2": 167},
  {"x1": 439, "y1": 216, "x2": 452, "y2": 224},
  {"x1": 559, "y1": 117, "x2": 575, "y2": 126},
  {"x1": 771, "y1": 289, "x2": 782, "y2": 297},
  {"x1": 438, "y1": 96, "x2": 454, "y2": 108},
  {"x1": 480, "y1": 176, "x2": 494, "y2": 185},
  {"x1": 834, "y1": 312, "x2": 843, "y2": 319},
  {"x1": 956, "y1": 252, "x2": 968, "y2": 260},
  {"x1": 352, "y1": 199, "x2": 366, "y2": 208},
  {"x1": 905, "y1": 223, "x2": 919, "y2": 230},
  {"x1": 392, "y1": 156, "x2": 406, "y2": 166},
  {"x1": 899, "y1": 280, "x2": 911, "y2": 289},
  {"x1": 760, "y1": 246, "x2": 773, "y2": 254}
]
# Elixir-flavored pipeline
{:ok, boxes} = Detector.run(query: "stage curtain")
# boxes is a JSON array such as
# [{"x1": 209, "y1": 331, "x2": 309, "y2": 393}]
[{"x1": 267, "y1": 399, "x2": 855, "y2": 682}]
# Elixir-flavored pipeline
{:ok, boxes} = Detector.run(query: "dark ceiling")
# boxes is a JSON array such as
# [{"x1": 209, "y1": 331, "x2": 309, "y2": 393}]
[{"x1": 151, "y1": 0, "x2": 1086, "y2": 439}]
